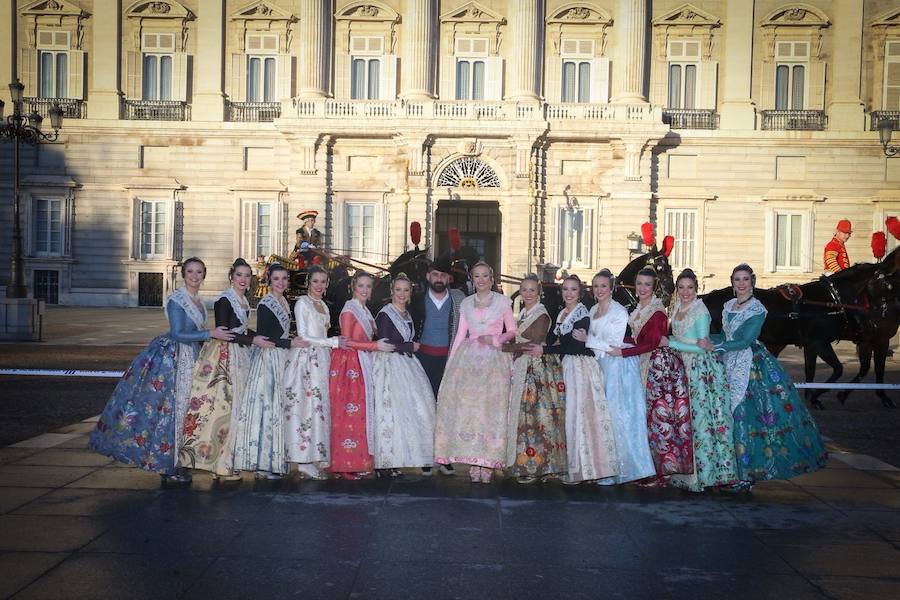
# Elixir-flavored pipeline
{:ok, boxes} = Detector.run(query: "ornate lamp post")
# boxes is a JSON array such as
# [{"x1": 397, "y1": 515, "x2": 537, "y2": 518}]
[
  {"x1": 626, "y1": 231, "x2": 643, "y2": 259},
  {"x1": 0, "y1": 79, "x2": 63, "y2": 298},
  {"x1": 878, "y1": 118, "x2": 899, "y2": 158}
]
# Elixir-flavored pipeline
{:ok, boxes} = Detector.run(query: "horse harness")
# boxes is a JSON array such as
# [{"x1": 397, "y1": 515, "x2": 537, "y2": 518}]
[{"x1": 774, "y1": 277, "x2": 868, "y2": 322}]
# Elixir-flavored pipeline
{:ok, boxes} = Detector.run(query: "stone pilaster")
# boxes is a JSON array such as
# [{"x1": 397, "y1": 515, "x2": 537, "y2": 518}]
[
  {"x1": 89, "y1": 0, "x2": 122, "y2": 119},
  {"x1": 192, "y1": 0, "x2": 225, "y2": 121},
  {"x1": 507, "y1": 0, "x2": 542, "y2": 101},
  {"x1": 612, "y1": 0, "x2": 647, "y2": 104},
  {"x1": 596, "y1": 190, "x2": 653, "y2": 272},
  {"x1": 719, "y1": 0, "x2": 756, "y2": 130},
  {"x1": 298, "y1": 0, "x2": 331, "y2": 98},
  {"x1": 827, "y1": 0, "x2": 865, "y2": 131},
  {"x1": 400, "y1": 0, "x2": 436, "y2": 100}
]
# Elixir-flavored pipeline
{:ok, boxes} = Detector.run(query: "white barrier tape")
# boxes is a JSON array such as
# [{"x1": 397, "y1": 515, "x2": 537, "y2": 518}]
[
  {"x1": 795, "y1": 383, "x2": 900, "y2": 390},
  {"x1": 0, "y1": 368, "x2": 124, "y2": 378}
]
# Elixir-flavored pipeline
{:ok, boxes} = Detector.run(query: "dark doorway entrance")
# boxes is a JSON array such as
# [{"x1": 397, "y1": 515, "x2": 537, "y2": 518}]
[
  {"x1": 434, "y1": 200, "x2": 501, "y2": 268},
  {"x1": 138, "y1": 272, "x2": 164, "y2": 306}
]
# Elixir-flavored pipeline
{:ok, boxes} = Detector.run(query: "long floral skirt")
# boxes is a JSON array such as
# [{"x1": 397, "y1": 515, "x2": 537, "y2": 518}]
[
  {"x1": 327, "y1": 348, "x2": 373, "y2": 473},
  {"x1": 670, "y1": 352, "x2": 737, "y2": 492},
  {"x1": 434, "y1": 339, "x2": 512, "y2": 469},
  {"x1": 372, "y1": 352, "x2": 436, "y2": 468},
  {"x1": 232, "y1": 347, "x2": 288, "y2": 474},
  {"x1": 178, "y1": 340, "x2": 250, "y2": 475},
  {"x1": 643, "y1": 348, "x2": 693, "y2": 477},
  {"x1": 506, "y1": 354, "x2": 567, "y2": 478},
  {"x1": 597, "y1": 355, "x2": 657, "y2": 485},
  {"x1": 90, "y1": 335, "x2": 184, "y2": 475},
  {"x1": 732, "y1": 343, "x2": 828, "y2": 482},
  {"x1": 283, "y1": 345, "x2": 332, "y2": 468},
  {"x1": 560, "y1": 356, "x2": 618, "y2": 482}
]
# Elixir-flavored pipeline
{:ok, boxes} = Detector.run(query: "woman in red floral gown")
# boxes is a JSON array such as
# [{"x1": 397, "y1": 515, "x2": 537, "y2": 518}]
[
  {"x1": 618, "y1": 267, "x2": 693, "y2": 482},
  {"x1": 327, "y1": 272, "x2": 394, "y2": 478}
]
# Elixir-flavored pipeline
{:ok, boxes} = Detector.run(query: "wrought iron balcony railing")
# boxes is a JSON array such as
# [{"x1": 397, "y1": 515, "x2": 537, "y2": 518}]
[
  {"x1": 871, "y1": 110, "x2": 900, "y2": 131},
  {"x1": 124, "y1": 100, "x2": 190, "y2": 121},
  {"x1": 663, "y1": 108, "x2": 719, "y2": 130},
  {"x1": 227, "y1": 101, "x2": 281, "y2": 122},
  {"x1": 24, "y1": 97, "x2": 85, "y2": 119},
  {"x1": 760, "y1": 109, "x2": 827, "y2": 131}
]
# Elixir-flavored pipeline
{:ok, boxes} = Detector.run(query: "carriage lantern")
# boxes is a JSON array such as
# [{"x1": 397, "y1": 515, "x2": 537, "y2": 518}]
[
  {"x1": 878, "y1": 118, "x2": 899, "y2": 158},
  {"x1": 627, "y1": 231, "x2": 643, "y2": 259}
]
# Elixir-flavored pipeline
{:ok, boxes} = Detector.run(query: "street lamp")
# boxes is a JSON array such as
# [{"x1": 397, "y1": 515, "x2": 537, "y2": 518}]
[
  {"x1": 627, "y1": 231, "x2": 643, "y2": 259},
  {"x1": 878, "y1": 118, "x2": 899, "y2": 158},
  {"x1": 0, "y1": 79, "x2": 63, "y2": 298}
]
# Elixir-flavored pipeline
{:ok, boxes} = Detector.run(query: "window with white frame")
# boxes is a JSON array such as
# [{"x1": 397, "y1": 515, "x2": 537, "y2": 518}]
[
  {"x1": 557, "y1": 206, "x2": 593, "y2": 268},
  {"x1": 350, "y1": 36, "x2": 383, "y2": 100},
  {"x1": 561, "y1": 39, "x2": 594, "y2": 103},
  {"x1": 667, "y1": 40, "x2": 700, "y2": 109},
  {"x1": 141, "y1": 32, "x2": 175, "y2": 101},
  {"x1": 345, "y1": 203, "x2": 378, "y2": 261},
  {"x1": 33, "y1": 198, "x2": 63, "y2": 256},
  {"x1": 884, "y1": 41, "x2": 900, "y2": 110},
  {"x1": 455, "y1": 38, "x2": 488, "y2": 100},
  {"x1": 37, "y1": 31, "x2": 69, "y2": 98},
  {"x1": 246, "y1": 33, "x2": 278, "y2": 103},
  {"x1": 775, "y1": 41, "x2": 808, "y2": 110},
  {"x1": 140, "y1": 200, "x2": 168, "y2": 258},
  {"x1": 664, "y1": 208, "x2": 697, "y2": 270},
  {"x1": 241, "y1": 200, "x2": 275, "y2": 259},
  {"x1": 774, "y1": 211, "x2": 805, "y2": 269}
]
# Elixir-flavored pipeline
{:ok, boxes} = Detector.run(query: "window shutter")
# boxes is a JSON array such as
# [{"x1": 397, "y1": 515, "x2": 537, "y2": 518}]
[
  {"x1": 808, "y1": 61, "x2": 826, "y2": 110},
  {"x1": 126, "y1": 50, "x2": 142, "y2": 99},
  {"x1": 228, "y1": 53, "x2": 245, "y2": 102},
  {"x1": 440, "y1": 51, "x2": 454, "y2": 99},
  {"x1": 380, "y1": 54, "x2": 398, "y2": 100},
  {"x1": 172, "y1": 53, "x2": 189, "y2": 102},
  {"x1": 335, "y1": 52, "x2": 350, "y2": 99},
  {"x1": 485, "y1": 56, "x2": 504, "y2": 100},
  {"x1": 885, "y1": 61, "x2": 900, "y2": 110},
  {"x1": 67, "y1": 50, "x2": 84, "y2": 99},
  {"x1": 590, "y1": 58, "x2": 610, "y2": 103},
  {"x1": 20, "y1": 49, "x2": 37, "y2": 97},
  {"x1": 764, "y1": 210, "x2": 775, "y2": 272},
  {"x1": 172, "y1": 201, "x2": 183, "y2": 261},
  {"x1": 698, "y1": 60, "x2": 717, "y2": 109},
  {"x1": 582, "y1": 208, "x2": 593, "y2": 267},
  {"x1": 242, "y1": 202, "x2": 255, "y2": 258},
  {"x1": 278, "y1": 54, "x2": 293, "y2": 100},
  {"x1": 131, "y1": 198, "x2": 141, "y2": 259}
]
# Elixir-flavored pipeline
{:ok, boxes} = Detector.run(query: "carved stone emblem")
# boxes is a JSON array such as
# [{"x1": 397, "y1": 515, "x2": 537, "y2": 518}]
[
  {"x1": 149, "y1": 2, "x2": 171, "y2": 14},
  {"x1": 357, "y1": 5, "x2": 379, "y2": 17},
  {"x1": 565, "y1": 7, "x2": 591, "y2": 20},
  {"x1": 45, "y1": 0, "x2": 63, "y2": 10},
  {"x1": 784, "y1": 8, "x2": 806, "y2": 21}
]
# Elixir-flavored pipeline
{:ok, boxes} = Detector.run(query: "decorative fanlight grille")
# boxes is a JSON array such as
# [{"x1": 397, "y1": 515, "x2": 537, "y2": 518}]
[{"x1": 436, "y1": 156, "x2": 501, "y2": 189}]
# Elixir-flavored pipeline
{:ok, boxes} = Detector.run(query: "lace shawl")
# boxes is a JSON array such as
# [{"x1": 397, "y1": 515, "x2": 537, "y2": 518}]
[
  {"x1": 164, "y1": 287, "x2": 207, "y2": 330},
  {"x1": 460, "y1": 292, "x2": 512, "y2": 335},
  {"x1": 554, "y1": 303, "x2": 590, "y2": 336},
  {"x1": 341, "y1": 298, "x2": 375, "y2": 339},
  {"x1": 722, "y1": 297, "x2": 767, "y2": 412},
  {"x1": 379, "y1": 303, "x2": 414, "y2": 343},
  {"x1": 259, "y1": 293, "x2": 290, "y2": 339},
  {"x1": 516, "y1": 303, "x2": 549, "y2": 343},
  {"x1": 669, "y1": 298, "x2": 709, "y2": 341},
  {"x1": 217, "y1": 287, "x2": 249, "y2": 334},
  {"x1": 628, "y1": 297, "x2": 666, "y2": 340}
]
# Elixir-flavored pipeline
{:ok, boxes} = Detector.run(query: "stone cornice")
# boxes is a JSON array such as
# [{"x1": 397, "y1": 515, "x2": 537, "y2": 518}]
[{"x1": 546, "y1": 3, "x2": 611, "y2": 26}]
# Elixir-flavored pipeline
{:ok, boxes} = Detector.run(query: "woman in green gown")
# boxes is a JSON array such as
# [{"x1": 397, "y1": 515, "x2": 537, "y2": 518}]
[{"x1": 712, "y1": 264, "x2": 827, "y2": 487}]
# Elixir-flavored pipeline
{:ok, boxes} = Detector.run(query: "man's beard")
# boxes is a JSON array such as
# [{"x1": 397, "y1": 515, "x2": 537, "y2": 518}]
[{"x1": 429, "y1": 280, "x2": 447, "y2": 293}]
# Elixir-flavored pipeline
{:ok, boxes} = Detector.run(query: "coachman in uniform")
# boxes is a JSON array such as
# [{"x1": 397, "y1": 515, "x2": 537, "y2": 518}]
[
  {"x1": 291, "y1": 210, "x2": 323, "y2": 262},
  {"x1": 823, "y1": 219, "x2": 852, "y2": 273}
]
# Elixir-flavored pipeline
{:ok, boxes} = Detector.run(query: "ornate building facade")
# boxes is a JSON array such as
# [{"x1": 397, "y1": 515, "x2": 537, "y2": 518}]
[{"x1": 1, "y1": 0, "x2": 898, "y2": 306}]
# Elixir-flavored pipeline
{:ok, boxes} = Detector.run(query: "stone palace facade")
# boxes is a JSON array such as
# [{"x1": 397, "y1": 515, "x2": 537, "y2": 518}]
[{"x1": 1, "y1": 0, "x2": 899, "y2": 306}]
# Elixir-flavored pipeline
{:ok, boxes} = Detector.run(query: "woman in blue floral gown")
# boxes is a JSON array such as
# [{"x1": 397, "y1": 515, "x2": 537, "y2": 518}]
[
  {"x1": 90, "y1": 258, "x2": 234, "y2": 482},
  {"x1": 712, "y1": 264, "x2": 827, "y2": 486}
]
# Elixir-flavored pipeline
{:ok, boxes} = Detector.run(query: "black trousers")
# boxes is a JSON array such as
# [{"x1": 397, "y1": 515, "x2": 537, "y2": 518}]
[{"x1": 416, "y1": 351, "x2": 448, "y2": 398}]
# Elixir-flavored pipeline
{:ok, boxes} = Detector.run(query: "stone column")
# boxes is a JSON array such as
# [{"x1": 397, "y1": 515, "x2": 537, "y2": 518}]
[
  {"x1": 506, "y1": 0, "x2": 542, "y2": 101},
  {"x1": 719, "y1": 0, "x2": 756, "y2": 130},
  {"x1": 298, "y1": 0, "x2": 331, "y2": 98},
  {"x1": 827, "y1": 0, "x2": 865, "y2": 131},
  {"x1": 0, "y1": 0, "x2": 14, "y2": 107},
  {"x1": 400, "y1": 0, "x2": 436, "y2": 99},
  {"x1": 612, "y1": 0, "x2": 647, "y2": 104},
  {"x1": 89, "y1": 0, "x2": 122, "y2": 119},
  {"x1": 192, "y1": 0, "x2": 225, "y2": 121}
]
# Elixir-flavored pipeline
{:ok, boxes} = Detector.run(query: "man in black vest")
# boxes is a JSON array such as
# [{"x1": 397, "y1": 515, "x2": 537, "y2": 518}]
[{"x1": 409, "y1": 254, "x2": 464, "y2": 475}]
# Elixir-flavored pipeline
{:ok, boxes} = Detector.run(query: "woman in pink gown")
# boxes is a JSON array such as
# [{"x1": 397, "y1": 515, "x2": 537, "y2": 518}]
[
  {"x1": 327, "y1": 272, "x2": 394, "y2": 479},
  {"x1": 434, "y1": 262, "x2": 517, "y2": 483}
]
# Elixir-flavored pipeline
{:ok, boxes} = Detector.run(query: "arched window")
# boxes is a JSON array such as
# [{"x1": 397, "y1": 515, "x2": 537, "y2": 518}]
[{"x1": 436, "y1": 156, "x2": 501, "y2": 188}]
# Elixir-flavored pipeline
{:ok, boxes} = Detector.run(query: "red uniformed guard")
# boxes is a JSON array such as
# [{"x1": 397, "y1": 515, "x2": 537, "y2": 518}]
[{"x1": 823, "y1": 219, "x2": 852, "y2": 273}]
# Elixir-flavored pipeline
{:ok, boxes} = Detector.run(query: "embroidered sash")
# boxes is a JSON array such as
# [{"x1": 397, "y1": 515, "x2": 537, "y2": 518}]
[
  {"x1": 217, "y1": 287, "x2": 249, "y2": 334},
  {"x1": 259, "y1": 293, "x2": 290, "y2": 339},
  {"x1": 379, "y1": 303, "x2": 414, "y2": 343}
]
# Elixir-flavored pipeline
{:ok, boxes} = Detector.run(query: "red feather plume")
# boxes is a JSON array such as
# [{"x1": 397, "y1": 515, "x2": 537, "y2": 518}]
[
  {"x1": 887, "y1": 216, "x2": 900, "y2": 241},
  {"x1": 449, "y1": 228, "x2": 462, "y2": 252},
  {"x1": 641, "y1": 222, "x2": 655, "y2": 247},
  {"x1": 410, "y1": 221, "x2": 422, "y2": 247},
  {"x1": 661, "y1": 235, "x2": 675, "y2": 258},
  {"x1": 296, "y1": 256, "x2": 306, "y2": 269},
  {"x1": 872, "y1": 232, "x2": 887, "y2": 260},
  {"x1": 311, "y1": 255, "x2": 321, "y2": 265}
]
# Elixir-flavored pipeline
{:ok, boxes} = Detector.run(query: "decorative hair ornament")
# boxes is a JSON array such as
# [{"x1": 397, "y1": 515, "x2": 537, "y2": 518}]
[
  {"x1": 661, "y1": 235, "x2": 675, "y2": 257},
  {"x1": 641, "y1": 222, "x2": 655, "y2": 247},
  {"x1": 872, "y1": 232, "x2": 887, "y2": 260}
]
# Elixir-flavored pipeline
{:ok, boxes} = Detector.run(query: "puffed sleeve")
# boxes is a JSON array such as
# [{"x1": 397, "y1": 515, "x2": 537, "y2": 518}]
[
  {"x1": 714, "y1": 313, "x2": 766, "y2": 352},
  {"x1": 668, "y1": 312, "x2": 712, "y2": 354},
  {"x1": 167, "y1": 302, "x2": 210, "y2": 344},
  {"x1": 587, "y1": 306, "x2": 626, "y2": 356}
]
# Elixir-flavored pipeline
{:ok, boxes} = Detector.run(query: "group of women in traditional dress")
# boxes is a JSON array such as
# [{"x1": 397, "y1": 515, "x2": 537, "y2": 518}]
[{"x1": 91, "y1": 255, "x2": 827, "y2": 491}]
